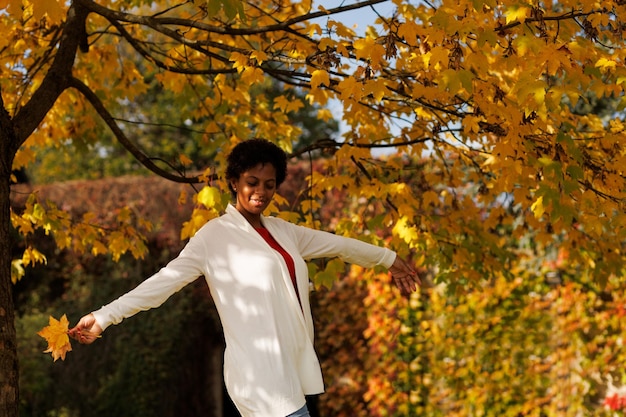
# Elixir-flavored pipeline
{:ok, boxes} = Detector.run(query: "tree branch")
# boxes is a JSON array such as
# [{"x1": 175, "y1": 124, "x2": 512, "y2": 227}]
[
  {"x1": 77, "y1": 0, "x2": 390, "y2": 36},
  {"x1": 0, "y1": 88, "x2": 18, "y2": 173},
  {"x1": 13, "y1": 3, "x2": 90, "y2": 145},
  {"x1": 494, "y1": 9, "x2": 596, "y2": 33},
  {"x1": 68, "y1": 76, "x2": 203, "y2": 184},
  {"x1": 108, "y1": 19, "x2": 236, "y2": 75},
  {"x1": 350, "y1": 156, "x2": 399, "y2": 212}
]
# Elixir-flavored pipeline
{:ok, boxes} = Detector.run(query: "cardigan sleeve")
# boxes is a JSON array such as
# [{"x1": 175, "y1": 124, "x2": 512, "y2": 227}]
[
  {"x1": 92, "y1": 233, "x2": 207, "y2": 330},
  {"x1": 285, "y1": 221, "x2": 396, "y2": 269}
]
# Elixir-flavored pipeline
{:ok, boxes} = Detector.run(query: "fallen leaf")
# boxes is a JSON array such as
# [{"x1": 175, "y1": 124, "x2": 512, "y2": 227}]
[{"x1": 37, "y1": 314, "x2": 72, "y2": 361}]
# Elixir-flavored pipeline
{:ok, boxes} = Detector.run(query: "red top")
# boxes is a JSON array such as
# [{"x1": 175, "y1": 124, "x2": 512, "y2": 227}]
[{"x1": 255, "y1": 227, "x2": 300, "y2": 303}]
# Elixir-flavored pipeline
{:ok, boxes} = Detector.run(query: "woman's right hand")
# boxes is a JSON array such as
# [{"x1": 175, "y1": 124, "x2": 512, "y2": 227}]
[{"x1": 69, "y1": 313, "x2": 103, "y2": 344}]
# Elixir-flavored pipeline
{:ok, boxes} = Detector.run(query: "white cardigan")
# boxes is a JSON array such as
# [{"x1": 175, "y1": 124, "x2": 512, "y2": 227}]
[{"x1": 92, "y1": 204, "x2": 396, "y2": 417}]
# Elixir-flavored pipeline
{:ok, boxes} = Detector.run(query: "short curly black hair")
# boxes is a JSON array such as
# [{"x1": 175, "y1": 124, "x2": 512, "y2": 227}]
[{"x1": 225, "y1": 138, "x2": 288, "y2": 197}]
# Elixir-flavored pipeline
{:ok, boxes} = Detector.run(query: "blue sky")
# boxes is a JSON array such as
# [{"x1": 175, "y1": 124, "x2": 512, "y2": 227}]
[
  {"x1": 311, "y1": 1, "x2": 397, "y2": 35},
  {"x1": 309, "y1": 1, "x2": 399, "y2": 146}
]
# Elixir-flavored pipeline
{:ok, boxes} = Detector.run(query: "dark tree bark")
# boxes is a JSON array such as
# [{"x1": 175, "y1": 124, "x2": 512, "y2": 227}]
[
  {"x1": 0, "y1": 144, "x2": 18, "y2": 417},
  {"x1": 0, "y1": 3, "x2": 89, "y2": 415}
]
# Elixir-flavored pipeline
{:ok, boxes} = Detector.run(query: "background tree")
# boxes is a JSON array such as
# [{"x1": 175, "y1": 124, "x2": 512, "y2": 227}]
[
  {"x1": 2, "y1": 0, "x2": 625, "y2": 415},
  {"x1": 310, "y1": 162, "x2": 626, "y2": 416}
]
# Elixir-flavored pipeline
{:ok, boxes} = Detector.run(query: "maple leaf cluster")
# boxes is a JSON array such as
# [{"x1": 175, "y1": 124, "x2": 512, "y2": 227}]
[{"x1": 37, "y1": 314, "x2": 73, "y2": 361}]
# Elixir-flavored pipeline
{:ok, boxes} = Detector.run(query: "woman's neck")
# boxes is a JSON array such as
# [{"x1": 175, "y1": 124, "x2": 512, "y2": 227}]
[{"x1": 237, "y1": 208, "x2": 262, "y2": 228}]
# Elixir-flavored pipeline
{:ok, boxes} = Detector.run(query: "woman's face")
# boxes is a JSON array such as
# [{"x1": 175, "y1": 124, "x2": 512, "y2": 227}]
[{"x1": 231, "y1": 162, "x2": 277, "y2": 223}]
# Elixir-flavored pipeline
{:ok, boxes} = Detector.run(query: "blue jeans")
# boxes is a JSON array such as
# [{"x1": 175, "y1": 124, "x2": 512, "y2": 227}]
[{"x1": 286, "y1": 404, "x2": 310, "y2": 417}]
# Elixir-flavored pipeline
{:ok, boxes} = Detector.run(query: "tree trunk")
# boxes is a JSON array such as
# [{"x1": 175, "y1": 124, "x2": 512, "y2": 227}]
[
  {"x1": 0, "y1": 4, "x2": 92, "y2": 416},
  {"x1": 0, "y1": 146, "x2": 18, "y2": 417}
]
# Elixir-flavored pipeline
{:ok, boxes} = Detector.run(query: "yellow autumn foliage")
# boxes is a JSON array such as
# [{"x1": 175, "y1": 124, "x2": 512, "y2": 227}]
[{"x1": 1, "y1": 0, "x2": 626, "y2": 413}]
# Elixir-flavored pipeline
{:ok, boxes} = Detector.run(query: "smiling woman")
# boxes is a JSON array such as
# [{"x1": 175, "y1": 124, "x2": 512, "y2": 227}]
[
  {"x1": 69, "y1": 138, "x2": 420, "y2": 417},
  {"x1": 230, "y1": 163, "x2": 278, "y2": 226},
  {"x1": 226, "y1": 139, "x2": 286, "y2": 228}
]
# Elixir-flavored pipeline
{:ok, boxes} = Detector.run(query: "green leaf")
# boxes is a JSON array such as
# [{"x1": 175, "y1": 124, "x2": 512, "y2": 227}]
[
  {"x1": 206, "y1": 0, "x2": 222, "y2": 17},
  {"x1": 566, "y1": 165, "x2": 584, "y2": 180},
  {"x1": 206, "y1": 0, "x2": 246, "y2": 22},
  {"x1": 223, "y1": 0, "x2": 245, "y2": 22},
  {"x1": 457, "y1": 69, "x2": 474, "y2": 94},
  {"x1": 311, "y1": 259, "x2": 346, "y2": 289}
]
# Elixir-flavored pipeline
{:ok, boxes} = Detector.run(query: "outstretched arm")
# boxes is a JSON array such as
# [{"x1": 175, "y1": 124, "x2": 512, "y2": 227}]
[
  {"x1": 68, "y1": 313, "x2": 103, "y2": 345},
  {"x1": 388, "y1": 256, "x2": 421, "y2": 295}
]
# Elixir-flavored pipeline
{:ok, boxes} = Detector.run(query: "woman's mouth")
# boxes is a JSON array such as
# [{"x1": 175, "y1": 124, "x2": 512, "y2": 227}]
[{"x1": 250, "y1": 198, "x2": 266, "y2": 206}]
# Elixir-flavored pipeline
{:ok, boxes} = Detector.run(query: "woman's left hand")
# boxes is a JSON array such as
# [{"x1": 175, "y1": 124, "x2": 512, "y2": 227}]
[{"x1": 389, "y1": 256, "x2": 421, "y2": 295}]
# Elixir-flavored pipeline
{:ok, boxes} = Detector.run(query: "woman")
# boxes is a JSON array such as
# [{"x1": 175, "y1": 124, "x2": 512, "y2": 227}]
[{"x1": 70, "y1": 138, "x2": 420, "y2": 417}]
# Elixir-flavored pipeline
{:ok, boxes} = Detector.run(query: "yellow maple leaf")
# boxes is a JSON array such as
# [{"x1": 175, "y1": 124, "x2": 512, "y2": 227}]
[
  {"x1": 91, "y1": 240, "x2": 108, "y2": 256},
  {"x1": 595, "y1": 57, "x2": 617, "y2": 71},
  {"x1": 273, "y1": 95, "x2": 304, "y2": 113},
  {"x1": 337, "y1": 77, "x2": 363, "y2": 101},
  {"x1": 196, "y1": 186, "x2": 222, "y2": 208},
  {"x1": 11, "y1": 259, "x2": 25, "y2": 284},
  {"x1": 31, "y1": 0, "x2": 66, "y2": 25},
  {"x1": 229, "y1": 51, "x2": 249, "y2": 73},
  {"x1": 274, "y1": 95, "x2": 290, "y2": 112},
  {"x1": 241, "y1": 66, "x2": 264, "y2": 84},
  {"x1": 353, "y1": 37, "x2": 386, "y2": 67},
  {"x1": 37, "y1": 315, "x2": 72, "y2": 361},
  {"x1": 531, "y1": 196, "x2": 545, "y2": 219},
  {"x1": 250, "y1": 50, "x2": 268, "y2": 65},
  {"x1": 392, "y1": 215, "x2": 419, "y2": 244},
  {"x1": 306, "y1": 87, "x2": 330, "y2": 106},
  {"x1": 397, "y1": 21, "x2": 421, "y2": 46},
  {"x1": 363, "y1": 79, "x2": 388, "y2": 102},
  {"x1": 505, "y1": 6, "x2": 529, "y2": 24},
  {"x1": 310, "y1": 69, "x2": 330, "y2": 89}
]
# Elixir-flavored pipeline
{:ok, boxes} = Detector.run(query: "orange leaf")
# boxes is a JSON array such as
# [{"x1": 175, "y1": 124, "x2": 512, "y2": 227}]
[
  {"x1": 179, "y1": 154, "x2": 193, "y2": 167},
  {"x1": 37, "y1": 314, "x2": 72, "y2": 361},
  {"x1": 32, "y1": 0, "x2": 66, "y2": 23}
]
